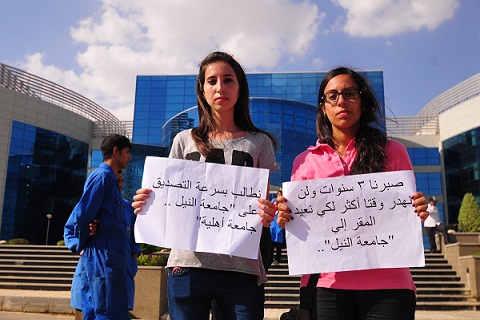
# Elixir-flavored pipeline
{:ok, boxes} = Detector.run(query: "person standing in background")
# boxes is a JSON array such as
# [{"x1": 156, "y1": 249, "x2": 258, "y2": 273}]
[
  {"x1": 64, "y1": 134, "x2": 132, "y2": 320},
  {"x1": 270, "y1": 189, "x2": 285, "y2": 265},
  {"x1": 424, "y1": 196, "x2": 450, "y2": 253}
]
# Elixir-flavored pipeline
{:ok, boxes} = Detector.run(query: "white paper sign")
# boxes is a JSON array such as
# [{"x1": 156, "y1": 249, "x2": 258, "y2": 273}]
[
  {"x1": 283, "y1": 170, "x2": 425, "y2": 275},
  {"x1": 134, "y1": 157, "x2": 269, "y2": 259}
]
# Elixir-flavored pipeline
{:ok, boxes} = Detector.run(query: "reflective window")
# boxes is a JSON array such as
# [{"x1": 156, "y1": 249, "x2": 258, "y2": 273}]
[
  {"x1": 250, "y1": 98, "x2": 317, "y2": 187},
  {"x1": 407, "y1": 147, "x2": 441, "y2": 165},
  {"x1": 443, "y1": 128, "x2": 480, "y2": 224},
  {"x1": 2, "y1": 121, "x2": 89, "y2": 244},
  {"x1": 415, "y1": 173, "x2": 443, "y2": 195}
]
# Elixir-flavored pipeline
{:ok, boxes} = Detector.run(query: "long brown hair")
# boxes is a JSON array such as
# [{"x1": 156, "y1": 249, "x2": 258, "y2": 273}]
[
  {"x1": 317, "y1": 67, "x2": 387, "y2": 174},
  {"x1": 192, "y1": 51, "x2": 277, "y2": 157}
]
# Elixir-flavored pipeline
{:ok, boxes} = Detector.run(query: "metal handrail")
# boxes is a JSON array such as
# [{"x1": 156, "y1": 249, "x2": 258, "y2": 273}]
[
  {"x1": 0, "y1": 63, "x2": 119, "y2": 123},
  {"x1": 386, "y1": 116, "x2": 439, "y2": 137},
  {"x1": 1, "y1": 63, "x2": 442, "y2": 139},
  {"x1": 92, "y1": 121, "x2": 133, "y2": 139},
  {"x1": 417, "y1": 73, "x2": 480, "y2": 118}
]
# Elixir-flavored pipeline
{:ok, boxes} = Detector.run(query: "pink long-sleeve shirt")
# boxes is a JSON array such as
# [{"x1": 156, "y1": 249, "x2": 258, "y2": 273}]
[{"x1": 294, "y1": 139, "x2": 416, "y2": 291}]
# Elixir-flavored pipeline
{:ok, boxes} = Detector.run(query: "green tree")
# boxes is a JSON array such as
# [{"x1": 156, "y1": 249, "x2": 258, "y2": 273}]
[{"x1": 458, "y1": 193, "x2": 480, "y2": 232}]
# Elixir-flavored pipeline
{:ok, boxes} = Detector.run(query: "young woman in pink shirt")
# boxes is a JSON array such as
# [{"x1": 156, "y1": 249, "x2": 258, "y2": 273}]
[{"x1": 277, "y1": 67, "x2": 429, "y2": 320}]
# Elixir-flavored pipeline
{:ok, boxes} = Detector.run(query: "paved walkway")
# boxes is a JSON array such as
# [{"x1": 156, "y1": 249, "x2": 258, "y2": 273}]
[
  {"x1": 0, "y1": 289, "x2": 478, "y2": 319},
  {"x1": 0, "y1": 309, "x2": 479, "y2": 319},
  {"x1": 264, "y1": 309, "x2": 480, "y2": 320}
]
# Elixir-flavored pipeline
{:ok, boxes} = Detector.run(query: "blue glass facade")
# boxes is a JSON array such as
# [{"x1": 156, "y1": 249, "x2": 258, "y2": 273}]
[
  {"x1": 2, "y1": 121, "x2": 89, "y2": 244},
  {"x1": 443, "y1": 128, "x2": 480, "y2": 224},
  {"x1": 406, "y1": 146, "x2": 443, "y2": 205},
  {"x1": 406, "y1": 146, "x2": 445, "y2": 249},
  {"x1": 133, "y1": 71, "x2": 386, "y2": 188},
  {"x1": 134, "y1": 75, "x2": 197, "y2": 146},
  {"x1": 249, "y1": 98, "x2": 316, "y2": 186},
  {"x1": 415, "y1": 173, "x2": 443, "y2": 195},
  {"x1": 407, "y1": 147, "x2": 441, "y2": 166},
  {"x1": 91, "y1": 144, "x2": 169, "y2": 202}
]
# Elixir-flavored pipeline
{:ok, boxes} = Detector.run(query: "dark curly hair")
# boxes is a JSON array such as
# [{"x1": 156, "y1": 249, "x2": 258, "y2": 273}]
[
  {"x1": 100, "y1": 134, "x2": 132, "y2": 160},
  {"x1": 316, "y1": 67, "x2": 387, "y2": 174},
  {"x1": 191, "y1": 51, "x2": 277, "y2": 157}
]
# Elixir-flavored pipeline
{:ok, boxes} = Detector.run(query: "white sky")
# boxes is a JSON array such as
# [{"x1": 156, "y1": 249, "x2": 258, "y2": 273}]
[{"x1": 1, "y1": 0, "x2": 479, "y2": 121}]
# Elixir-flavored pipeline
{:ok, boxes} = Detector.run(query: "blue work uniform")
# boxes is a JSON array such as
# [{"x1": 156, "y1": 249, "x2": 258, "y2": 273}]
[
  {"x1": 64, "y1": 163, "x2": 129, "y2": 320},
  {"x1": 124, "y1": 198, "x2": 141, "y2": 310}
]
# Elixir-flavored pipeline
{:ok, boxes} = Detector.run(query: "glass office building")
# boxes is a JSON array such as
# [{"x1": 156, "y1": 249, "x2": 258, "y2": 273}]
[
  {"x1": 132, "y1": 71, "x2": 386, "y2": 188},
  {"x1": 0, "y1": 63, "x2": 138, "y2": 244},
  {"x1": 5, "y1": 60, "x2": 475, "y2": 247}
]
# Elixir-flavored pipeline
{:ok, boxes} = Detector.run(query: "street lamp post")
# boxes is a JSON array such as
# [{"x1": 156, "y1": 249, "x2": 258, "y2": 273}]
[{"x1": 45, "y1": 213, "x2": 53, "y2": 245}]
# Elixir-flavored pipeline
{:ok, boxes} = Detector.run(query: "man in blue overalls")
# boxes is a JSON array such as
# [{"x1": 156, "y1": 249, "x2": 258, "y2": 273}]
[{"x1": 65, "y1": 134, "x2": 132, "y2": 320}]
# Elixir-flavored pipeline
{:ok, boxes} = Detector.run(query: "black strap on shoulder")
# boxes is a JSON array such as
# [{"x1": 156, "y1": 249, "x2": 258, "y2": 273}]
[{"x1": 299, "y1": 273, "x2": 319, "y2": 310}]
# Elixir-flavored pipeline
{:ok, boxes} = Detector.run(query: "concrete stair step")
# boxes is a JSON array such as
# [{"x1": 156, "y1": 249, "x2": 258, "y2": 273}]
[
  {"x1": 417, "y1": 265, "x2": 453, "y2": 270},
  {"x1": 0, "y1": 282, "x2": 71, "y2": 291},
  {"x1": 415, "y1": 301, "x2": 480, "y2": 311},
  {"x1": 0, "y1": 259, "x2": 79, "y2": 266},
  {"x1": 265, "y1": 287, "x2": 299, "y2": 295},
  {"x1": 0, "y1": 244, "x2": 70, "y2": 252},
  {"x1": 267, "y1": 274, "x2": 301, "y2": 281},
  {"x1": 0, "y1": 245, "x2": 78, "y2": 293},
  {"x1": 267, "y1": 263, "x2": 290, "y2": 268},
  {"x1": 0, "y1": 276, "x2": 72, "y2": 284},
  {"x1": 410, "y1": 269, "x2": 457, "y2": 275},
  {"x1": 0, "y1": 254, "x2": 79, "y2": 261},
  {"x1": 417, "y1": 294, "x2": 478, "y2": 302},
  {"x1": 265, "y1": 300, "x2": 297, "y2": 309},
  {"x1": 267, "y1": 270, "x2": 293, "y2": 276},
  {"x1": 416, "y1": 287, "x2": 472, "y2": 295},
  {"x1": 0, "y1": 247, "x2": 72, "y2": 253},
  {"x1": 414, "y1": 281, "x2": 467, "y2": 288},
  {"x1": 0, "y1": 264, "x2": 76, "y2": 272},
  {"x1": 411, "y1": 275, "x2": 462, "y2": 281},
  {"x1": 265, "y1": 293, "x2": 299, "y2": 301},
  {"x1": 424, "y1": 253, "x2": 449, "y2": 258},
  {"x1": 0, "y1": 270, "x2": 74, "y2": 278},
  {"x1": 421, "y1": 261, "x2": 451, "y2": 266},
  {"x1": 265, "y1": 281, "x2": 301, "y2": 288}
]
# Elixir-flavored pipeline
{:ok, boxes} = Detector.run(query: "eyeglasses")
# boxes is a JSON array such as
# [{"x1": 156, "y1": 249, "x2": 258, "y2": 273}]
[{"x1": 322, "y1": 88, "x2": 362, "y2": 104}]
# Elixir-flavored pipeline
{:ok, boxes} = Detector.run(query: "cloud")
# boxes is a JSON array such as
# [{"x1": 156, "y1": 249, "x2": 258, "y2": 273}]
[
  {"x1": 312, "y1": 57, "x2": 325, "y2": 69},
  {"x1": 17, "y1": 0, "x2": 461, "y2": 122},
  {"x1": 20, "y1": 0, "x2": 322, "y2": 121},
  {"x1": 333, "y1": 0, "x2": 459, "y2": 37}
]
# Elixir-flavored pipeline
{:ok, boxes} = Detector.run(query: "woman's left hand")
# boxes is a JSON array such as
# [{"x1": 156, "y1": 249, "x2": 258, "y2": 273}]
[
  {"x1": 411, "y1": 191, "x2": 429, "y2": 222},
  {"x1": 257, "y1": 198, "x2": 276, "y2": 227}
]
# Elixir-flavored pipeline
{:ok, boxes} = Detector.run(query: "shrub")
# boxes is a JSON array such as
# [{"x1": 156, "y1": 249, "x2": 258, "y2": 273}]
[
  {"x1": 137, "y1": 253, "x2": 168, "y2": 266},
  {"x1": 139, "y1": 243, "x2": 168, "y2": 254},
  {"x1": 6, "y1": 238, "x2": 30, "y2": 245},
  {"x1": 458, "y1": 193, "x2": 480, "y2": 232}
]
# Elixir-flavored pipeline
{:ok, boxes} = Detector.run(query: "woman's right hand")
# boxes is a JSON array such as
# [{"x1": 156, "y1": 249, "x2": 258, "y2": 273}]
[
  {"x1": 276, "y1": 195, "x2": 294, "y2": 228},
  {"x1": 131, "y1": 188, "x2": 152, "y2": 214}
]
